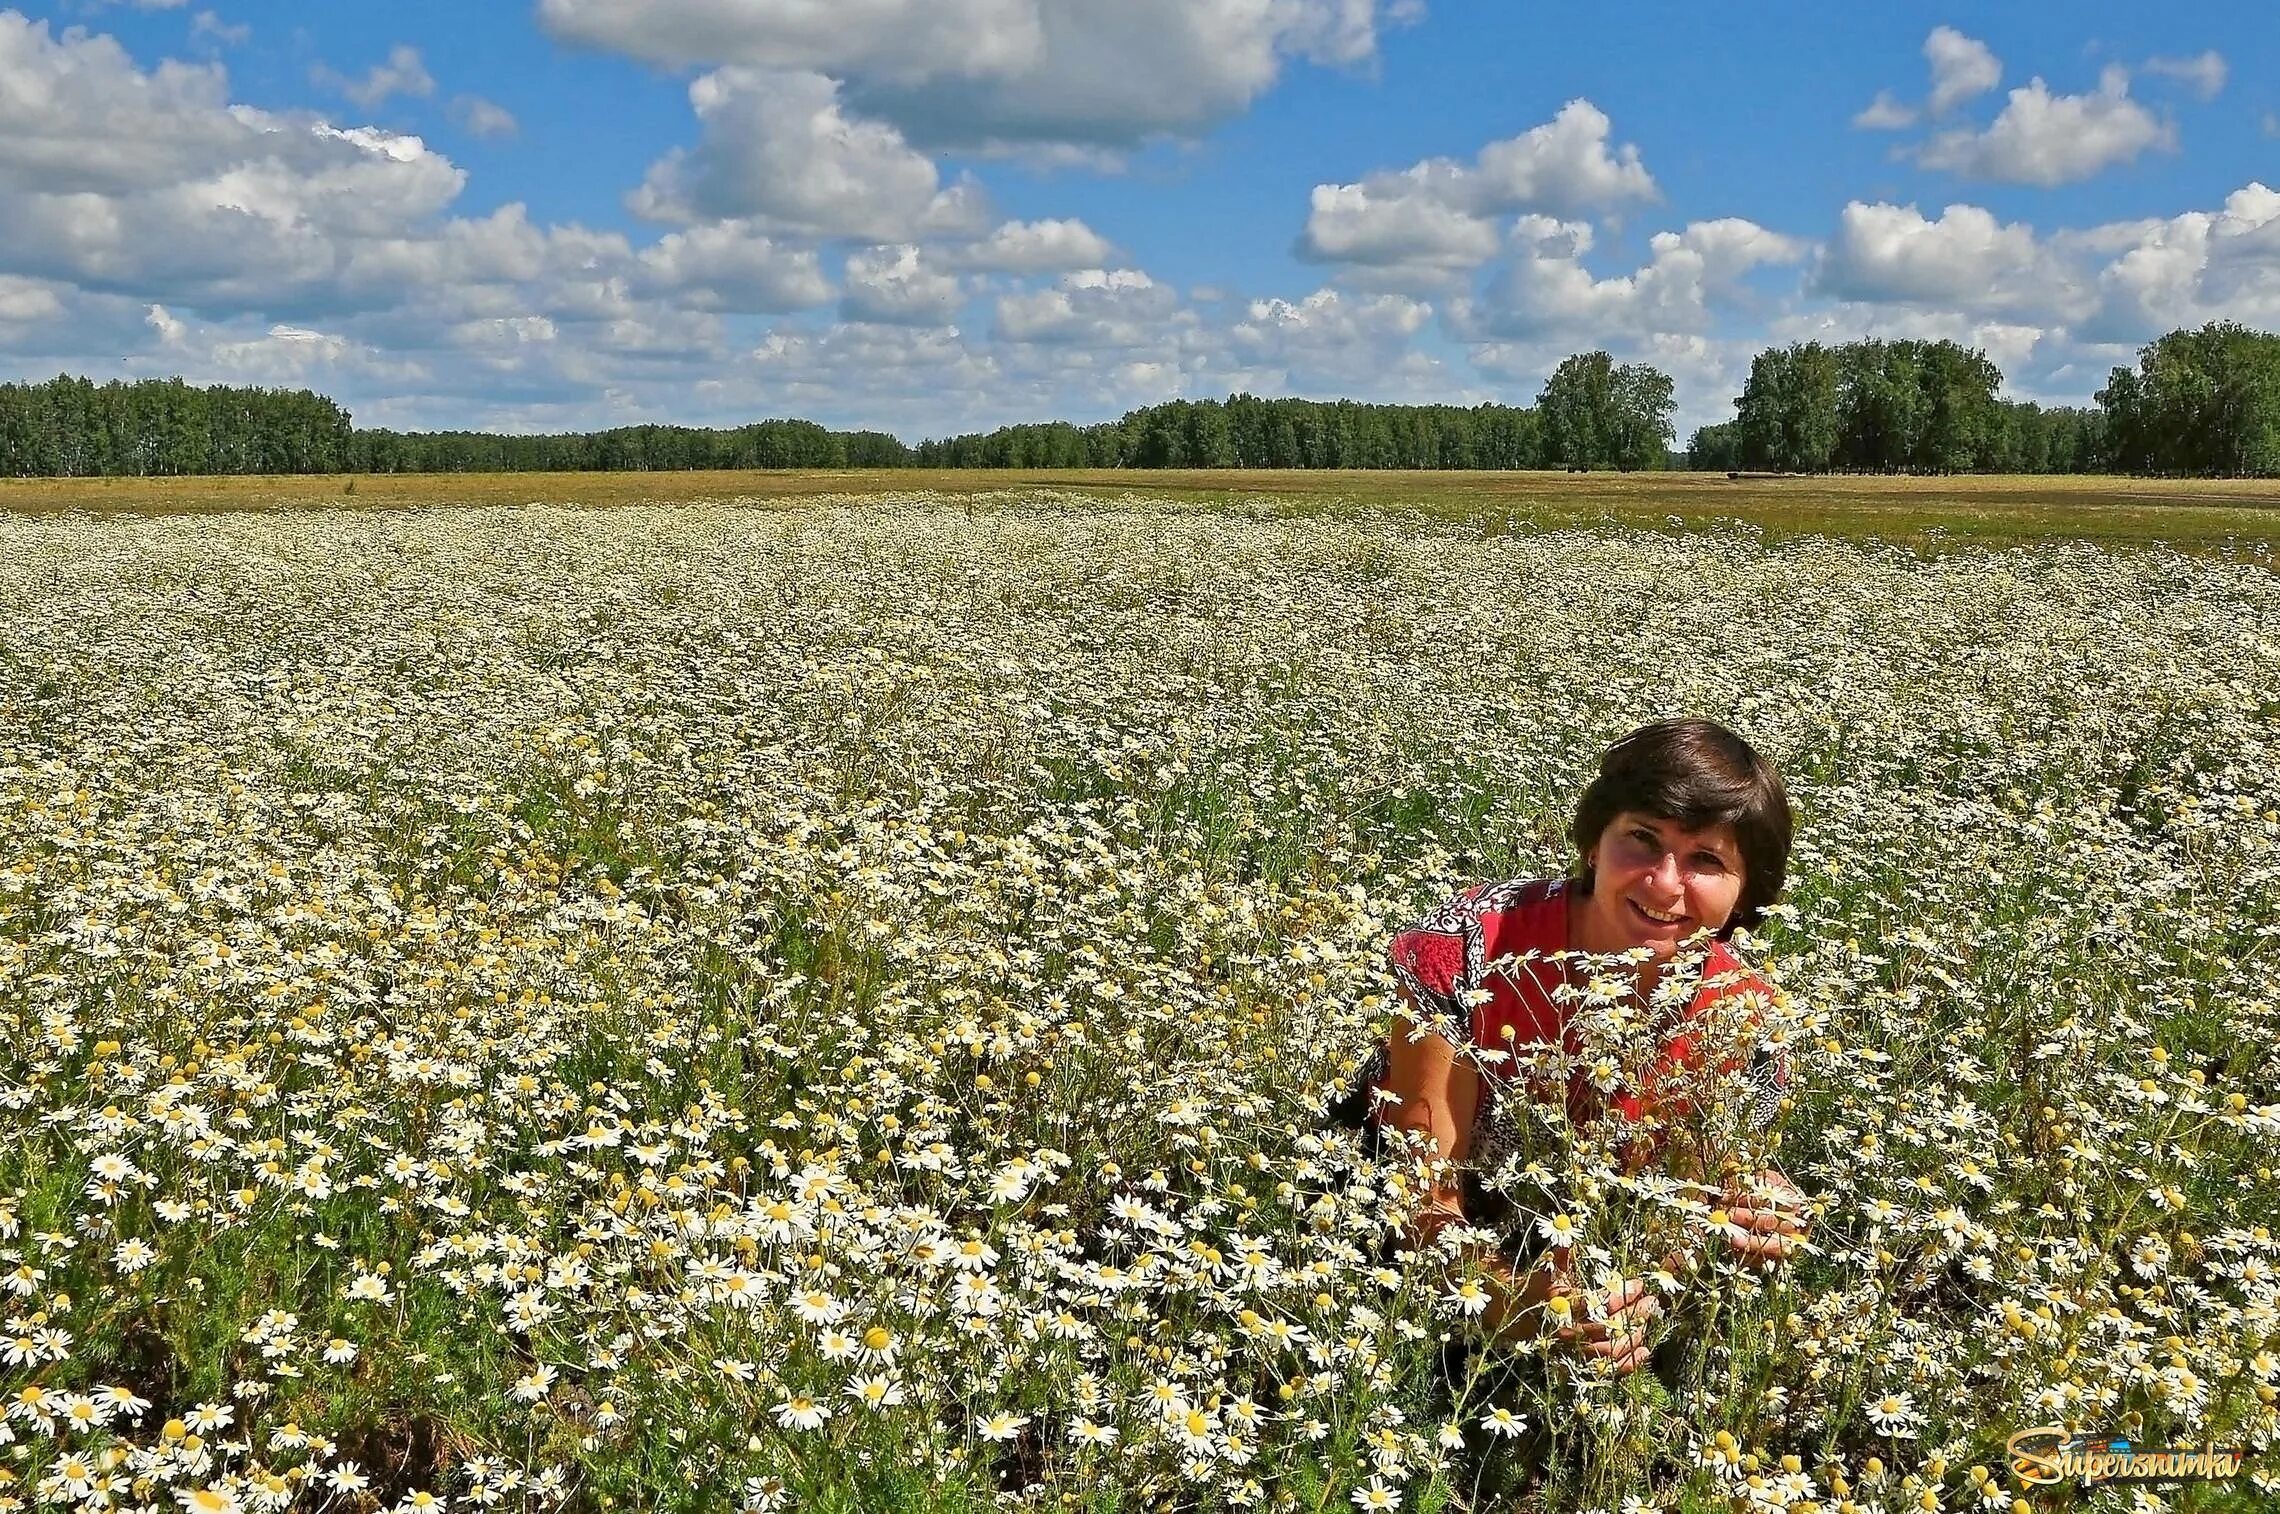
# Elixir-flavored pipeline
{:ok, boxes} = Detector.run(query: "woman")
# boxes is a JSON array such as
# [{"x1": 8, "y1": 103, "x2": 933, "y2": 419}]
[{"x1": 1364, "y1": 717, "x2": 1807, "y2": 1374}]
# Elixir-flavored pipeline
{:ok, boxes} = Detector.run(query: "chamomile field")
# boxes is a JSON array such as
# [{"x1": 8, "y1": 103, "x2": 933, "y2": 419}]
[{"x1": 2, "y1": 480, "x2": 2278, "y2": 1513}]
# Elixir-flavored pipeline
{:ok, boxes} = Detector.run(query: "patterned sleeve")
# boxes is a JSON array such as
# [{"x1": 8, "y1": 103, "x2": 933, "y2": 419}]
[
  {"x1": 1742, "y1": 1043, "x2": 1788, "y2": 1133},
  {"x1": 1386, "y1": 885, "x2": 1483, "y2": 1033},
  {"x1": 1699, "y1": 950, "x2": 1793, "y2": 1134}
]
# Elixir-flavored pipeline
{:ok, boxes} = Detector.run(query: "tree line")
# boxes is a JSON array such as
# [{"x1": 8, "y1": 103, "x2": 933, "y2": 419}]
[
  {"x1": 1688, "y1": 322, "x2": 2280, "y2": 476},
  {"x1": 350, "y1": 420, "x2": 911, "y2": 473},
  {"x1": 1683, "y1": 338, "x2": 2103, "y2": 475},
  {"x1": 0, "y1": 375, "x2": 354, "y2": 477},
  {"x1": 913, "y1": 353, "x2": 1675, "y2": 471},
  {"x1": 2, "y1": 322, "x2": 2276, "y2": 478}
]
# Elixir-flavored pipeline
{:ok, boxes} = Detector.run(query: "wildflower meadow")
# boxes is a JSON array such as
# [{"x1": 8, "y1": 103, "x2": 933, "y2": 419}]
[{"x1": 1, "y1": 489, "x2": 2277, "y2": 1514}]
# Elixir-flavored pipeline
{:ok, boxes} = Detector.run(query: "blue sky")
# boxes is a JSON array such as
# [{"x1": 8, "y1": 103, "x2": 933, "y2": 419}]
[{"x1": 0, "y1": 1, "x2": 2274, "y2": 440}]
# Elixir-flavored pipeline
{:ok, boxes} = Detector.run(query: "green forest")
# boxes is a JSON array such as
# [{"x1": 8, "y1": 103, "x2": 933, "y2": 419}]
[{"x1": 2, "y1": 322, "x2": 2276, "y2": 478}]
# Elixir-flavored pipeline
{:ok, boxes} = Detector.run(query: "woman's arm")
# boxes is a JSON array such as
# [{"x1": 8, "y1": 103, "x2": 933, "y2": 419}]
[
  {"x1": 1379, "y1": 1013, "x2": 1659, "y2": 1364},
  {"x1": 1378, "y1": 1011, "x2": 1520, "y2": 1312}
]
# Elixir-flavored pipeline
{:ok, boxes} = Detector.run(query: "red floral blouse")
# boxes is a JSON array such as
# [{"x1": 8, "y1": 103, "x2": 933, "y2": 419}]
[{"x1": 1379, "y1": 874, "x2": 1788, "y2": 1145}]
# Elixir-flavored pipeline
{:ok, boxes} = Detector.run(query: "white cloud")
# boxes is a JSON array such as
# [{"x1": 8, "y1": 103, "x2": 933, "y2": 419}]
[
  {"x1": 748, "y1": 322, "x2": 1009, "y2": 434},
  {"x1": 450, "y1": 95, "x2": 518, "y2": 138},
  {"x1": 633, "y1": 221, "x2": 834, "y2": 314},
  {"x1": 1852, "y1": 91, "x2": 1917, "y2": 131},
  {"x1": 221, "y1": 322, "x2": 350, "y2": 369},
  {"x1": 0, "y1": 274, "x2": 64, "y2": 323},
  {"x1": 951, "y1": 218, "x2": 1115, "y2": 273},
  {"x1": 1452, "y1": 214, "x2": 1804, "y2": 343},
  {"x1": 993, "y1": 267, "x2": 1180, "y2": 347},
  {"x1": 312, "y1": 44, "x2": 436, "y2": 109},
  {"x1": 1816, "y1": 201, "x2": 2071, "y2": 319},
  {"x1": 628, "y1": 67, "x2": 989, "y2": 239},
  {"x1": 1768, "y1": 302, "x2": 2055, "y2": 383},
  {"x1": 1757, "y1": 183, "x2": 2280, "y2": 412},
  {"x1": 1917, "y1": 66, "x2": 2174, "y2": 186},
  {"x1": 2074, "y1": 182, "x2": 2280, "y2": 340},
  {"x1": 1925, "y1": 26, "x2": 2001, "y2": 116},
  {"x1": 0, "y1": 130, "x2": 468, "y2": 308},
  {"x1": 1298, "y1": 101, "x2": 1656, "y2": 289},
  {"x1": 189, "y1": 11, "x2": 248, "y2": 46},
  {"x1": 0, "y1": 12, "x2": 845, "y2": 421},
  {"x1": 1854, "y1": 28, "x2": 1996, "y2": 136},
  {"x1": 127, "y1": 307, "x2": 434, "y2": 392},
  {"x1": 144, "y1": 300, "x2": 185, "y2": 344},
  {"x1": 539, "y1": 0, "x2": 1419, "y2": 154},
  {"x1": 539, "y1": 0, "x2": 1046, "y2": 83},
  {"x1": 840, "y1": 244, "x2": 962, "y2": 325},
  {"x1": 2142, "y1": 50, "x2": 2226, "y2": 101},
  {"x1": 1298, "y1": 176, "x2": 1502, "y2": 285},
  {"x1": 1226, "y1": 286, "x2": 1435, "y2": 386},
  {"x1": 0, "y1": 13, "x2": 268, "y2": 195},
  {"x1": 1453, "y1": 100, "x2": 1656, "y2": 211}
]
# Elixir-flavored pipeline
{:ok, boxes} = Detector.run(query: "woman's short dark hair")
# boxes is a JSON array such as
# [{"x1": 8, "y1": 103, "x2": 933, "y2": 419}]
[{"x1": 1569, "y1": 718, "x2": 1792, "y2": 935}]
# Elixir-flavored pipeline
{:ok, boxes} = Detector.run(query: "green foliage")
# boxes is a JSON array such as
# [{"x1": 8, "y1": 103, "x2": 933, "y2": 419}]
[
  {"x1": 19, "y1": 321, "x2": 2280, "y2": 482},
  {"x1": 1536, "y1": 351, "x2": 1674, "y2": 471},
  {"x1": 915, "y1": 394, "x2": 1548, "y2": 470},
  {"x1": 0, "y1": 375, "x2": 354, "y2": 477},
  {"x1": 1736, "y1": 343, "x2": 1840, "y2": 473},
  {"x1": 2099, "y1": 321, "x2": 2280, "y2": 476},
  {"x1": 348, "y1": 417, "x2": 899, "y2": 473},
  {"x1": 1700, "y1": 337, "x2": 2108, "y2": 476}
]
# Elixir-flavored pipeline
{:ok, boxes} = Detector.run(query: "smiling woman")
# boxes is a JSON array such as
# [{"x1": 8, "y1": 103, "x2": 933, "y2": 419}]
[{"x1": 1335, "y1": 717, "x2": 1807, "y2": 1374}]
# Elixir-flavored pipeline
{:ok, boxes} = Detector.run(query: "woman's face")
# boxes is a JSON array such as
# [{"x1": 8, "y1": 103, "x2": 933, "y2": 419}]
[{"x1": 1573, "y1": 810, "x2": 1745, "y2": 960}]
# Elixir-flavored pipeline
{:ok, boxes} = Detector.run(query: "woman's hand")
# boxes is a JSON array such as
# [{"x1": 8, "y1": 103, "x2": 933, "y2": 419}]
[
  {"x1": 1717, "y1": 1166, "x2": 1809, "y2": 1267},
  {"x1": 1547, "y1": 1274, "x2": 1661, "y2": 1375}
]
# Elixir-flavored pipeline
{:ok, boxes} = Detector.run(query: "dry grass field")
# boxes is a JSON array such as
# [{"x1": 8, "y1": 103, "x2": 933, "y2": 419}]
[{"x1": 3, "y1": 468, "x2": 2279, "y2": 558}]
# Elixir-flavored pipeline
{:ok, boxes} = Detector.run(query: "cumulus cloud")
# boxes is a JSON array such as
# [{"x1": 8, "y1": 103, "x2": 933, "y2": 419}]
[
  {"x1": 951, "y1": 218, "x2": 1115, "y2": 274},
  {"x1": 312, "y1": 44, "x2": 436, "y2": 109},
  {"x1": 633, "y1": 221, "x2": 835, "y2": 314},
  {"x1": 1451, "y1": 215, "x2": 1804, "y2": 343},
  {"x1": 124, "y1": 304, "x2": 436, "y2": 391},
  {"x1": 1815, "y1": 201, "x2": 2071, "y2": 318},
  {"x1": 1925, "y1": 26, "x2": 2001, "y2": 116},
  {"x1": 993, "y1": 268, "x2": 1180, "y2": 347},
  {"x1": 0, "y1": 14, "x2": 269, "y2": 195},
  {"x1": 0, "y1": 274, "x2": 65, "y2": 323},
  {"x1": 2073, "y1": 181, "x2": 2280, "y2": 340},
  {"x1": 628, "y1": 67, "x2": 989, "y2": 239},
  {"x1": 1852, "y1": 91, "x2": 1917, "y2": 131},
  {"x1": 0, "y1": 13, "x2": 471, "y2": 308},
  {"x1": 1774, "y1": 183, "x2": 2280, "y2": 409},
  {"x1": 1226, "y1": 287, "x2": 1436, "y2": 387},
  {"x1": 1298, "y1": 176, "x2": 1502, "y2": 287},
  {"x1": 840, "y1": 244, "x2": 963, "y2": 325},
  {"x1": 144, "y1": 301, "x2": 186, "y2": 344},
  {"x1": 1855, "y1": 27, "x2": 1998, "y2": 134},
  {"x1": 540, "y1": 0, "x2": 1418, "y2": 154},
  {"x1": 2142, "y1": 50, "x2": 2226, "y2": 101},
  {"x1": 1916, "y1": 66, "x2": 2174, "y2": 186},
  {"x1": 0, "y1": 11, "x2": 843, "y2": 423},
  {"x1": 1298, "y1": 101, "x2": 1656, "y2": 289},
  {"x1": 0, "y1": 127, "x2": 468, "y2": 308},
  {"x1": 1769, "y1": 301, "x2": 2056, "y2": 381}
]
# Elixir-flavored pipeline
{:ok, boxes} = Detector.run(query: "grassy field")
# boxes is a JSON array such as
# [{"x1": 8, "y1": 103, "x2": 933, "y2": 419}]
[
  {"x1": 1, "y1": 487, "x2": 2277, "y2": 1512},
  {"x1": 4, "y1": 467, "x2": 2280, "y2": 557}
]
